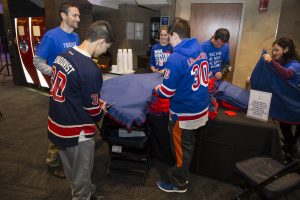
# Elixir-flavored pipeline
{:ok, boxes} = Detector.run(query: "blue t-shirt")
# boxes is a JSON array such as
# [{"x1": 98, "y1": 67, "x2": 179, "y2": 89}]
[
  {"x1": 150, "y1": 43, "x2": 172, "y2": 71},
  {"x1": 284, "y1": 60, "x2": 300, "y2": 87},
  {"x1": 36, "y1": 27, "x2": 80, "y2": 67},
  {"x1": 200, "y1": 40, "x2": 230, "y2": 75}
]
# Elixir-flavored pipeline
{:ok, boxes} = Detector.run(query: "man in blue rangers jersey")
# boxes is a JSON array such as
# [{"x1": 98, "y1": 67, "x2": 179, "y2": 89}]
[
  {"x1": 200, "y1": 28, "x2": 231, "y2": 80},
  {"x1": 48, "y1": 20, "x2": 114, "y2": 200},
  {"x1": 155, "y1": 18, "x2": 209, "y2": 193}
]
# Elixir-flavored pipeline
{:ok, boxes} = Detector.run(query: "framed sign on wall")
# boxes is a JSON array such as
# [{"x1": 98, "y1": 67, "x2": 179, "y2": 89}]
[{"x1": 160, "y1": 16, "x2": 169, "y2": 26}]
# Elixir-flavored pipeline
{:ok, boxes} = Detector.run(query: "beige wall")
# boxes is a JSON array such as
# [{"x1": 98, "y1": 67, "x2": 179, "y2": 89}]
[
  {"x1": 161, "y1": 0, "x2": 176, "y2": 25},
  {"x1": 176, "y1": 0, "x2": 283, "y2": 88},
  {"x1": 277, "y1": 0, "x2": 300, "y2": 49}
]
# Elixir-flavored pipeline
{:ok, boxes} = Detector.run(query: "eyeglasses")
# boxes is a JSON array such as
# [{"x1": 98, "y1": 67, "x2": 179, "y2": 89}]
[{"x1": 271, "y1": 48, "x2": 281, "y2": 52}]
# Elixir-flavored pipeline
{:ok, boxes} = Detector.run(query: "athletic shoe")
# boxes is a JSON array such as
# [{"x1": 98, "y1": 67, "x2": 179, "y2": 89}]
[
  {"x1": 91, "y1": 195, "x2": 105, "y2": 200},
  {"x1": 47, "y1": 165, "x2": 66, "y2": 179},
  {"x1": 157, "y1": 181, "x2": 187, "y2": 193}
]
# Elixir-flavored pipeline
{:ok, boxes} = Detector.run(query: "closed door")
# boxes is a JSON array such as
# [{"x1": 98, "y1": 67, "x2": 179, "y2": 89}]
[{"x1": 190, "y1": 3, "x2": 243, "y2": 82}]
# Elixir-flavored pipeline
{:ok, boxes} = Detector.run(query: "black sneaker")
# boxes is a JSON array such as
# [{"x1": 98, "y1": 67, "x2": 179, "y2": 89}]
[
  {"x1": 157, "y1": 181, "x2": 187, "y2": 193},
  {"x1": 47, "y1": 166, "x2": 66, "y2": 179},
  {"x1": 91, "y1": 194, "x2": 105, "y2": 200}
]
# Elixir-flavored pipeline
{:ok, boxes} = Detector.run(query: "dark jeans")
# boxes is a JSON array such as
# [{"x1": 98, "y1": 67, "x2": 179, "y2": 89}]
[
  {"x1": 280, "y1": 123, "x2": 299, "y2": 145},
  {"x1": 168, "y1": 120, "x2": 205, "y2": 188},
  {"x1": 148, "y1": 113, "x2": 175, "y2": 166}
]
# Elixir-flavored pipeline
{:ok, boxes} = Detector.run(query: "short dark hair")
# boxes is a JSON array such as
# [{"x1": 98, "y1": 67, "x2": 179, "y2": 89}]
[
  {"x1": 59, "y1": 2, "x2": 79, "y2": 20},
  {"x1": 168, "y1": 18, "x2": 190, "y2": 39},
  {"x1": 86, "y1": 20, "x2": 115, "y2": 43},
  {"x1": 213, "y1": 28, "x2": 230, "y2": 43},
  {"x1": 273, "y1": 37, "x2": 300, "y2": 64}
]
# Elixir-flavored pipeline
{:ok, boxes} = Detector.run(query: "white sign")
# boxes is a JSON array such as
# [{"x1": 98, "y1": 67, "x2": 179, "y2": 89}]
[
  {"x1": 118, "y1": 129, "x2": 145, "y2": 137},
  {"x1": 247, "y1": 89, "x2": 272, "y2": 122},
  {"x1": 112, "y1": 145, "x2": 122, "y2": 153},
  {"x1": 32, "y1": 26, "x2": 41, "y2": 36}
]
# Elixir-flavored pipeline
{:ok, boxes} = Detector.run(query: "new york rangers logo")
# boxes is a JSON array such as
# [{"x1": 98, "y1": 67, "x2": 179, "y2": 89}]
[{"x1": 164, "y1": 69, "x2": 170, "y2": 79}]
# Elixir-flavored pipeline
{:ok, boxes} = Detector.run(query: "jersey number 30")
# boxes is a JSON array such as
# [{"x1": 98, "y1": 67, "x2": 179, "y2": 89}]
[
  {"x1": 191, "y1": 61, "x2": 209, "y2": 91},
  {"x1": 50, "y1": 66, "x2": 67, "y2": 102}
]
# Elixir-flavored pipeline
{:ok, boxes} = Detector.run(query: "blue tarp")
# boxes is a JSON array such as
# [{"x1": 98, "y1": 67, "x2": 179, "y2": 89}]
[
  {"x1": 250, "y1": 50, "x2": 300, "y2": 123},
  {"x1": 101, "y1": 73, "x2": 163, "y2": 129}
]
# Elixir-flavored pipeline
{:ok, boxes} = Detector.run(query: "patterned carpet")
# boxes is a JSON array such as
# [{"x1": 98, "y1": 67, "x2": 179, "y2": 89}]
[{"x1": 0, "y1": 80, "x2": 299, "y2": 200}]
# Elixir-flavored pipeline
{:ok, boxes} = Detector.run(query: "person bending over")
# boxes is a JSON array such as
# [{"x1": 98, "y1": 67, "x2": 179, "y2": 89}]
[
  {"x1": 200, "y1": 28, "x2": 231, "y2": 80},
  {"x1": 48, "y1": 20, "x2": 114, "y2": 200}
]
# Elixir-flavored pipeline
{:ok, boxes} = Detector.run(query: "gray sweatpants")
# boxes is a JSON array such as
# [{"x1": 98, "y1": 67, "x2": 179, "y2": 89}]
[{"x1": 58, "y1": 139, "x2": 95, "y2": 200}]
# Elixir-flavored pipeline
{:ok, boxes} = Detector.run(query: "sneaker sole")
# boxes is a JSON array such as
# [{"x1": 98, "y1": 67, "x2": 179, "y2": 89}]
[{"x1": 157, "y1": 183, "x2": 187, "y2": 193}]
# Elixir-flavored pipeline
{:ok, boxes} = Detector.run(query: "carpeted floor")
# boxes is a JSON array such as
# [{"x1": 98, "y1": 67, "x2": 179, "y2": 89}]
[{"x1": 0, "y1": 73, "x2": 299, "y2": 200}]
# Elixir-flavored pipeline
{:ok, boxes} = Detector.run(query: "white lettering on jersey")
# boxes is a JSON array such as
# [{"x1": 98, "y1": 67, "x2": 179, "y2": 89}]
[{"x1": 53, "y1": 56, "x2": 75, "y2": 74}]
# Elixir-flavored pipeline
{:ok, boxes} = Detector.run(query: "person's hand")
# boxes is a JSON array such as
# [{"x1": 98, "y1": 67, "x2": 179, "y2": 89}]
[
  {"x1": 215, "y1": 72, "x2": 223, "y2": 80},
  {"x1": 208, "y1": 71, "x2": 213, "y2": 78},
  {"x1": 158, "y1": 69, "x2": 165, "y2": 74},
  {"x1": 262, "y1": 54, "x2": 272, "y2": 62},
  {"x1": 101, "y1": 101, "x2": 108, "y2": 115},
  {"x1": 151, "y1": 66, "x2": 158, "y2": 73},
  {"x1": 154, "y1": 84, "x2": 161, "y2": 93}
]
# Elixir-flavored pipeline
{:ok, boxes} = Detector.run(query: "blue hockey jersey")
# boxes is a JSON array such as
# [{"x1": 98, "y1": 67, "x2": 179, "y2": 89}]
[
  {"x1": 48, "y1": 46, "x2": 105, "y2": 147},
  {"x1": 158, "y1": 38, "x2": 209, "y2": 123}
]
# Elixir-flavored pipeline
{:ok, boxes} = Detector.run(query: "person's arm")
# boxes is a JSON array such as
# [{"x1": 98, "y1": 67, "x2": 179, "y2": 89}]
[
  {"x1": 33, "y1": 55, "x2": 52, "y2": 76},
  {"x1": 150, "y1": 66, "x2": 158, "y2": 72},
  {"x1": 150, "y1": 45, "x2": 158, "y2": 73},
  {"x1": 156, "y1": 59, "x2": 178, "y2": 99},
  {"x1": 34, "y1": 33, "x2": 54, "y2": 76},
  {"x1": 270, "y1": 60, "x2": 294, "y2": 79},
  {"x1": 158, "y1": 68, "x2": 165, "y2": 74},
  {"x1": 263, "y1": 54, "x2": 294, "y2": 79},
  {"x1": 82, "y1": 69, "x2": 107, "y2": 122},
  {"x1": 217, "y1": 45, "x2": 231, "y2": 79}
]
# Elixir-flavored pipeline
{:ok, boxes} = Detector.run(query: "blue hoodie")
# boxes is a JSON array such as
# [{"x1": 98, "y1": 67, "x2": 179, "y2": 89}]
[{"x1": 158, "y1": 38, "x2": 209, "y2": 122}]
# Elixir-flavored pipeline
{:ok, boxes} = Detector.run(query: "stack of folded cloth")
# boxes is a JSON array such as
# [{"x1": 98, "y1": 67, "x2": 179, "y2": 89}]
[{"x1": 216, "y1": 81, "x2": 250, "y2": 111}]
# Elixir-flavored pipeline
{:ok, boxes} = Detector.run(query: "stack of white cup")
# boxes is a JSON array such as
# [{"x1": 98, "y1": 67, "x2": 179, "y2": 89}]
[
  {"x1": 127, "y1": 49, "x2": 133, "y2": 72},
  {"x1": 123, "y1": 49, "x2": 128, "y2": 72},
  {"x1": 117, "y1": 49, "x2": 123, "y2": 73},
  {"x1": 115, "y1": 49, "x2": 134, "y2": 74}
]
